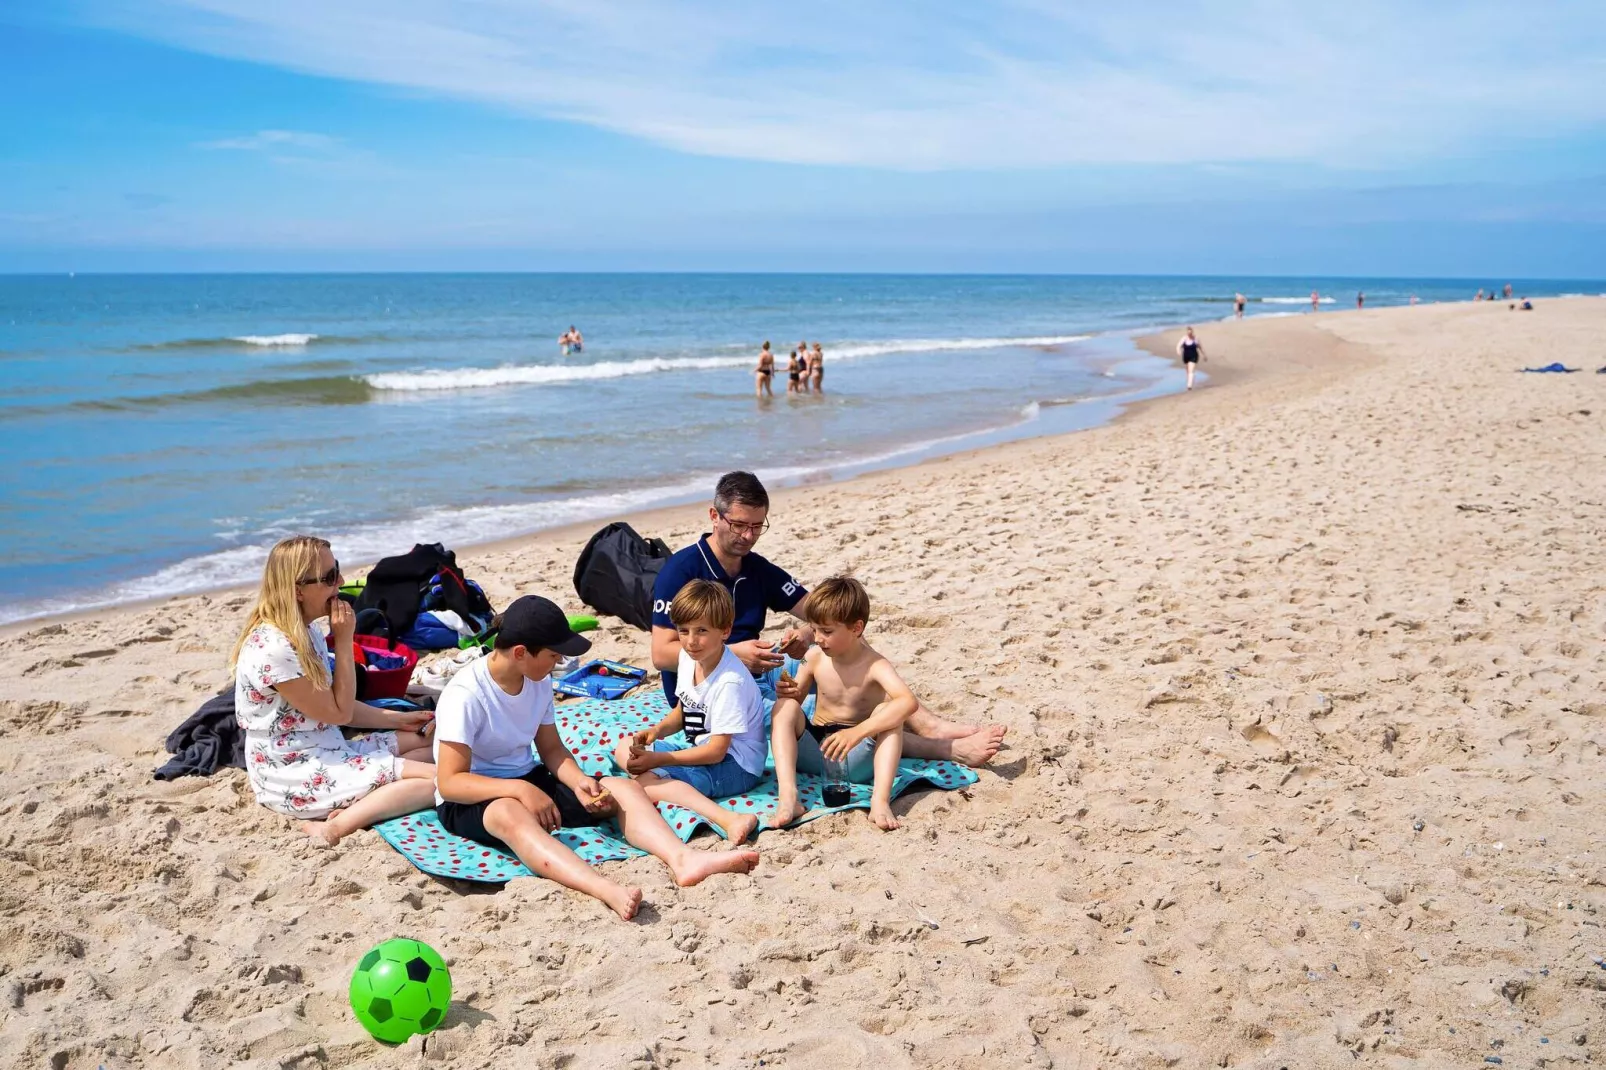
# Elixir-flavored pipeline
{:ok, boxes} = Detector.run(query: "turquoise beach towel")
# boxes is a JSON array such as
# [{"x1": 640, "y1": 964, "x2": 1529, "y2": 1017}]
[{"x1": 374, "y1": 692, "x2": 979, "y2": 883}]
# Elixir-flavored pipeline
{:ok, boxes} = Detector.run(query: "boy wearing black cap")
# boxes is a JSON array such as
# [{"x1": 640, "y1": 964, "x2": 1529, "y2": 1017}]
[{"x1": 433, "y1": 595, "x2": 759, "y2": 920}]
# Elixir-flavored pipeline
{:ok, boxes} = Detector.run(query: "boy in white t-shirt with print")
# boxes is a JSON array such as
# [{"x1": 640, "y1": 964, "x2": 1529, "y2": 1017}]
[
  {"x1": 614, "y1": 580, "x2": 767, "y2": 845},
  {"x1": 434, "y1": 595, "x2": 759, "y2": 921}
]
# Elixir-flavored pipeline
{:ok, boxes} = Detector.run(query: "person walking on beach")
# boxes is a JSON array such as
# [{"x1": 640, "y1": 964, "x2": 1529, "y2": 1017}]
[
  {"x1": 1504, "y1": 283, "x2": 1513, "y2": 300},
  {"x1": 1310, "y1": 289, "x2": 1320, "y2": 312},
  {"x1": 1176, "y1": 326, "x2": 1206, "y2": 391},
  {"x1": 1356, "y1": 291, "x2": 1365, "y2": 309},
  {"x1": 1234, "y1": 293, "x2": 1246, "y2": 319},
  {"x1": 754, "y1": 341, "x2": 775, "y2": 398},
  {"x1": 647, "y1": 472, "x2": 1006, "y2": 767},
  {"x1": 809, "y1": 342, "x2": 824, "y2": 393}
]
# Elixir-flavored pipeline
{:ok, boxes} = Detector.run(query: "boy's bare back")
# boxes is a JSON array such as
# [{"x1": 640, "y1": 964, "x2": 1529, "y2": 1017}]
[{"x1": 806, "y1": 643, "x2": 906, "y2": 728}]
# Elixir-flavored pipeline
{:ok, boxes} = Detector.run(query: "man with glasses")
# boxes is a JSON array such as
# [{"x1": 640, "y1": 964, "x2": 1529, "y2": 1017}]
[{"x1": 649, "y1": 472, "x2": 1004, "y2": 767}]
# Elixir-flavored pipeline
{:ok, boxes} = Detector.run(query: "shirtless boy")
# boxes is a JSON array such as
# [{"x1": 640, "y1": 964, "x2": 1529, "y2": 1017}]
[{"x1": 767, "y1": 577, "x2": 918, "y2": 831}]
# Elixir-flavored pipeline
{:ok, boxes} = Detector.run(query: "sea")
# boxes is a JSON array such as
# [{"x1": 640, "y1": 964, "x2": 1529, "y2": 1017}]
[{"x1": 1, "y1": 273, "x2": 1599, "y2": 625}]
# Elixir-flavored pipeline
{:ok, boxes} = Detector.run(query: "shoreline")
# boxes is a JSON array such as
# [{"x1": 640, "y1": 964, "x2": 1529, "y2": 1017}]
[{"x1": 2, "y1": 330, "x2": 1184, "y2": 636}]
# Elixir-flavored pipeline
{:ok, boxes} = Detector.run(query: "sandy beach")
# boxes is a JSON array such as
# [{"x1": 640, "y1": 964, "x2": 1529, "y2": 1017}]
[{"x1": 3, "y1": 299, "x2": 1604, "y2": 1069}]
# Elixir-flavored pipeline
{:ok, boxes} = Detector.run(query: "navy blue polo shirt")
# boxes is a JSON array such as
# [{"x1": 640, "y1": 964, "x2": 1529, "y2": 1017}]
[{"x1": 652, "y1": 534, "x2": 806, "y2": 702}]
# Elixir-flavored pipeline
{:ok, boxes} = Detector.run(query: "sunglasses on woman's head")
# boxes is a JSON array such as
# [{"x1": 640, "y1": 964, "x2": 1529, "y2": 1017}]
[{"x1": 299, "y1": 562, "x2": 341, "y2": 587}]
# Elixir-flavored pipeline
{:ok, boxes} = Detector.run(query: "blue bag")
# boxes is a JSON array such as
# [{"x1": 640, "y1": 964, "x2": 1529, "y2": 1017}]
[{"x1": 554, "y1": 659, "x2": 648, "y2": 700}]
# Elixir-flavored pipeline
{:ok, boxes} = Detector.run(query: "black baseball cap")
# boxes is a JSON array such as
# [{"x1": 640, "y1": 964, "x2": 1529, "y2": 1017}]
[{"x1": 494, "y1": 595, "x2": 591, "y2": 657}]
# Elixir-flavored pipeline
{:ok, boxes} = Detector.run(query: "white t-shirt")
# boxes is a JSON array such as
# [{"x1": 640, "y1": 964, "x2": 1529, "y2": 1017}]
[
  {"x1": 675, "y1": 647, "x2": 767, "y2": 777},
  {"x1": 432, "y1": 656, "x2": 553, "y2": 805}
]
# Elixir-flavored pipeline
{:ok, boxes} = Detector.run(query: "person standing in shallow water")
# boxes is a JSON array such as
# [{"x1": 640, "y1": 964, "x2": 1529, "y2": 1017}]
[
  {"x1": 1176, "y1": 326, "x2": 1206, "y2": 391},
  {"x1": 1234, "y1": 293, "x2": 1246, "y2": 319},
  {"x1": 810, "y1": 342, "x2": 824, "y2": 393},
  {"x1": 754, "y1": 341, "x2": 774, "y2": 398}
]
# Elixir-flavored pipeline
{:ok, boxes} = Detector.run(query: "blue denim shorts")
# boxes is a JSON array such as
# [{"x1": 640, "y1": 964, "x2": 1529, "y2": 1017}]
[{"x1": 650, "y1": 740, "x2": 763, "y2": 799}]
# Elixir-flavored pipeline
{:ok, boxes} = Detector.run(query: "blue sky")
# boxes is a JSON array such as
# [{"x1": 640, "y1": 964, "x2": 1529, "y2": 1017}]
[{"x1": 4, "y1": 1, "x2": 1606, "y2": 275}]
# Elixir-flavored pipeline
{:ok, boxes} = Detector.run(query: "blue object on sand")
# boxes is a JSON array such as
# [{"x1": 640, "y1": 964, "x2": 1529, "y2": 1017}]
[
  {"x1": 1522, "y1": 362, "x2": 1578, "y2": 373},
  {"x1": 373, "y1": 692, "x2": 980, "y2": 882},
  {"x1": 553, "y1": 659, "x2": 648, "y2": 700}
]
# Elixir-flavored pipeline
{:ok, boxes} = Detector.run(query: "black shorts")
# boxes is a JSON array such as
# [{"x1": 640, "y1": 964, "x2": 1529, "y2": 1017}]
[
  {"x1": 436, "y1": 766, "x2": 605, "y2": 848},
  {"x1": 1182, "y1": 354, "x2": 1199, "y2": 364}
]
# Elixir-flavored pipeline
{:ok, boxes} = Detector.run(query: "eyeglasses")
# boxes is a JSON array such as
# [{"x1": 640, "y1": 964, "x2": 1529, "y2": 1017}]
[
  {"x1": 717, "y1": 513, "x2": 769, "y2": 537},
  {"x1": 298, "y1": 561, "x2": 342, "y2": 587}
]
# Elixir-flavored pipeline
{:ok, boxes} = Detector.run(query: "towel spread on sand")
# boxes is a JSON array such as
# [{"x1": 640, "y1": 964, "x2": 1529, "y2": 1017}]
[
  {"x1": 1522, "y1": 362, "x2": 1579, "y2": 373},
  {"x1": 374, "y1": 692, "x2": 979, "y2": 883}
]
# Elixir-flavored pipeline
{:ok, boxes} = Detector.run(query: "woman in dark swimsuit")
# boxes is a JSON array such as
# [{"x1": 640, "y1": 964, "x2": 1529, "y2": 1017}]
[
  {"x1": 1176, "y1": 326, "x2": 1205, "y2": 391},
  {"x1": 755, "y1": 341, "x2": 775, "y2": 398}
]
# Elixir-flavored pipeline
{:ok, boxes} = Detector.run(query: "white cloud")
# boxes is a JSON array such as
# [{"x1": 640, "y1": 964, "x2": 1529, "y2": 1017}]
[
  {"x1": 77, "y1": 0, "x2": 1606, "y2": 169},
  {"x1": 200, "y1": 129, "x2": 344, "y2": 152}
]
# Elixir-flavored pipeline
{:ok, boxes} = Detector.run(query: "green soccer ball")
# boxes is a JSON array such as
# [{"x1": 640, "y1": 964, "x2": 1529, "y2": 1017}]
[{"x1": 348, "y1": 938, "x2": 452, "y2": 1044}]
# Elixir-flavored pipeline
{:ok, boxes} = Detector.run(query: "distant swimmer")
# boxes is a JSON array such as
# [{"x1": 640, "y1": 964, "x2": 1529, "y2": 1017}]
[
  {"x1": 559, "y1": 326, "x2": 584, "y2": 355},
  {"x1": 1234, "y1": 293, "x2": 1246, "y2": 319},
  {"x1": 1356, "y1": 291, "x2": 1365, "y2": 309},
  {"x1": 1311, "y1": 290, "x2": 1320, "y2": 312},
  {"x1": 1176, "y1": 326, "x2": 1206, "y2": 391},
  {"x1": 810, "y1": 342, "x2": 824, "y2": 393},
  {"x1": 755, "y1": 341, "x2": 775, "y2": 398}
]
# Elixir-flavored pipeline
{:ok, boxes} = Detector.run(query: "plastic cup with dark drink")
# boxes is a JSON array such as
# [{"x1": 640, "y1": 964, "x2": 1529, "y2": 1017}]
[{"x1": 821, "y1": 751, "x2": 852, "y2": 807}]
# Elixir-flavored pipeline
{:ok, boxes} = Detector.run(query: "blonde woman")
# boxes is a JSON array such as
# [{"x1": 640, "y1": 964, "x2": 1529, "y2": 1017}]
[{"x1": 230, "y1": 535, "x2": 436, "y2": 845}]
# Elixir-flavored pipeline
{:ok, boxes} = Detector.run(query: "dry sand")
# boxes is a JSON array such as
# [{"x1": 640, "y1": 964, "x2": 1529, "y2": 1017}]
[{"x1": 2, "y1": 299, "x2": 1604, "y2": 1069}]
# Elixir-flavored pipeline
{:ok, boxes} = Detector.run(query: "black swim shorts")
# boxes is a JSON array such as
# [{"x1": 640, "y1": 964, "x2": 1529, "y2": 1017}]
[{"x1": 436, "y1": 766, "x2": 606, "y2": 848}]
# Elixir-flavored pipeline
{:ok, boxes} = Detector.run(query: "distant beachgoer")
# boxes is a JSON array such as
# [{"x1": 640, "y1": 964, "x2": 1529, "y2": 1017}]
[
  {"x1": 1356, "y1": 292, "x2": 1365, "y2": 309},
  {"x1": 1311, "y1": 290, "x2": 1320, "y2": 312},
  {"x1": 797, "y1": 340, "x2": 812, "y2": 393},
  {"x1": 1176, "y1": 326, "x2": 1205, "y2": 391},
  {"x1": 230, "y1": 535, "x2": 436, "y2": 845},
  {"x1": 810, "y1": 342, "x2": 824, "y2": 393},
  {"x1": 1475, "y1": 289, "x2": 1485, "y2": 301},
  {"x1": 755, "y1": 341, "x2": 774, "y2": 398},
  {"x1": 787, "y1": 350, "x2": 802, "y2": 394},
  {"x1": 1410, "y1": 295, "x2": 1419, "y2": 305},
  {"x1": 1234, "y1": 293, "x2": 1246, "y2": 319},
  {"x1": 1520, "y1": 298, "x2": 1533, "y2": 311},
  {"x1": 559, "y1": 326, "x2": 584, "y2": 355},
  {"x1": 1504, "y1": 284, "x2": 1513, "y2": 299}
]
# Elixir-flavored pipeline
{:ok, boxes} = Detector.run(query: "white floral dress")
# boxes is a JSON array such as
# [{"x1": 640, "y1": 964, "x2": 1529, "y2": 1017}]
[{"x1": 234, "y1": 622, "x2": 402, "y2": 818}]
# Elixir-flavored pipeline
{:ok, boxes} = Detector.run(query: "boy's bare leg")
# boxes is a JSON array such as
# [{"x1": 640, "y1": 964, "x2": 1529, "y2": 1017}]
[
  {"x1": 767, "y1": 699, "x2": 808, "y2": 828},
  {"x1": 602, "y1": 777, "x2": 759, "y2": 886},
  {"x1": 302, "y1": 777, "x2": 436, "y2": 847},
  {"x1": 867, "y1": 729, "x2": 903, "y2": 831},
  {"x1": 480, "y1": 799, "x2": 642, "y2": 920},
  {"x1": 399, "y1": 758, "x2": 436, "y2": 778},
  {"x1": 638, "y1": 773, "x2": 759, "y2": 846}
]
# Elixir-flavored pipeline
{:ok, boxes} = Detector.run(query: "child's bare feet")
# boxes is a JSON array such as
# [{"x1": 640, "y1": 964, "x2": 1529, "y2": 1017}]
[
  {"x1": 721, "y1": 812, "x2": 760, "y2": 846},
  {"x1": 951, "y1": 725, "x2": 1007, "y2": 767},
  {"x1": 766, "y1": 797, "x2": 807, "y2": 830},
  {"x1": 671, "y1": 848, "x2": 760, "y2": 887},
  {"x1": 603, "y1": 885, "x2": 644, "y2": 921},
  {"x1": 868, "y1": 801, "x2": 900, "y2": 831},
  {"x1": 301, "y1": 819, "x2": 341, "y2": 847}
]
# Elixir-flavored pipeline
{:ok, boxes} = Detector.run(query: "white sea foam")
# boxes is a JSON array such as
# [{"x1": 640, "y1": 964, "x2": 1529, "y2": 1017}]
[
  {"x1": 365, "y1": 334, "x2": 1093, "y2": 393},
  {"x1": 232, "y1": 333, "x2": 319, "y2": 346},
  {"x1": 1260, "y1": 297, "x2": 1334, "y2": 305}
]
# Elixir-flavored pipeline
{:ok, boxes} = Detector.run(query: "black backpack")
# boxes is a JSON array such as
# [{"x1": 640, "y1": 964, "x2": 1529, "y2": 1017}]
[
  {"x1": 572, "y1": 523, "x2": 672, "y2": 630},
  {"x1": 356, "y1": 542, "x2": 493, "y2": 641}
]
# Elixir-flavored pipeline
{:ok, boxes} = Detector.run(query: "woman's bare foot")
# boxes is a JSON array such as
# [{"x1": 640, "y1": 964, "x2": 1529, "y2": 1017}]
[
  {"x1": 950, "y1": 725, "x2": 1007, "y2": 767},
  {"x1": 671, "y1": 848, "x2": 761, "y2": 887},
  {"x1": 868, "y1": 801, "x2": 900, "y2": 831},
  {"x1": 721, "y1": 812, "x2": 760, "y2": 846},
  {"x1": 602, "y1": 885, "x2": 644, "y2": 921},
  {"x1": 766, "y1": 797, "x2": 807, "y2": 830},
  {"x1": 301, "y1": 819, "x2": 342, "y2": 847}
]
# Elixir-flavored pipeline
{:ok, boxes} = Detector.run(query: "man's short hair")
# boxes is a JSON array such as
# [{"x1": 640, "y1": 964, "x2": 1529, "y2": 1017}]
[
  {"x1": 669, "y1": 579, "x2": 735, "y2": 631},
  {"x1": 714, "y1": 471, "x2": 769, "y2": 514},
  {"x1": 801, "y1": 576, "x2": 870, "y2": 627}
]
